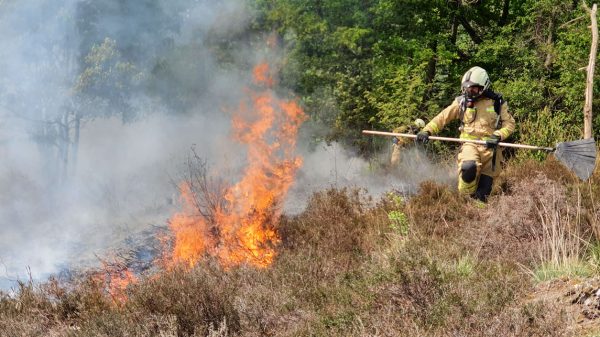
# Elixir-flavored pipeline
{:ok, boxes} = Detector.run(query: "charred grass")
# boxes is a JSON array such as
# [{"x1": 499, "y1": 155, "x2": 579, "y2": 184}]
[{"x1": 3, "y1": 158, "x2": 600, "y2": 336}]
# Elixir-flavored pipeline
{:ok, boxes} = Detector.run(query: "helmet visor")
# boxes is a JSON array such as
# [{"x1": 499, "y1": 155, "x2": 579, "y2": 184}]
[{"x1": 463, "y1": 83, "x2": 483, "y2": 98}]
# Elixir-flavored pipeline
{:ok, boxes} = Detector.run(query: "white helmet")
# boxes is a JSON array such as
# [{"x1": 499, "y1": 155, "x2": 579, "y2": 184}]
[
  {"x1": 461, "y1": 66, "x2": 490, "y2": 92},
  {"x1": 414, "y1": 118, "x2": 425, "y2": 128}
]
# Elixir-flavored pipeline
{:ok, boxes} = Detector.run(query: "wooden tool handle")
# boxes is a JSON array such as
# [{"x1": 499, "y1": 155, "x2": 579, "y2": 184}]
[{"x1": 362, "y1": 130, "x2": 555, "y2": 152}]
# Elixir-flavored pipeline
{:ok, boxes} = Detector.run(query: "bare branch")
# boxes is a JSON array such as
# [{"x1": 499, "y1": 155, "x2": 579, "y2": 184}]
[{"x1": 559, "y1": 15, "x2": 586, "y2": 28}]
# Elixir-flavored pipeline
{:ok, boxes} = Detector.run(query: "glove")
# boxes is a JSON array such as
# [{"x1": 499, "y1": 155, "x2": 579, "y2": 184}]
[
  {"x1": 392, "y1": 137, "x2": 399, "y2": 145},
  {"x1": 416, "y1": 131, "x2": 430, "y2": 144},
  {"x1": 486, "y1": 134, "x2": 501, "y2": 149}
]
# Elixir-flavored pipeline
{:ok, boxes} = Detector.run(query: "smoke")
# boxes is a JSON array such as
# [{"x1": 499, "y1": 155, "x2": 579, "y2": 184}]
[
  {"x1": 0, "y1": 0, "x2": 455, "y2": 288},
  {"x1": 0, "y1": 0, "x2": 252, "y2": 287},
  {"x1": 285, "y1": 142, "x2": 455, "y2": 214}
]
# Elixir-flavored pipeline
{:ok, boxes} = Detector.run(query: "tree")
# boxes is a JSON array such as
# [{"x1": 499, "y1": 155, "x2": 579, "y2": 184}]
[
  {"x1": 71, "y1": 38, "x2": 141, "y2": 175},
  {"x1": 252, "y1": 0, "x2": 600, "y2": 156}
]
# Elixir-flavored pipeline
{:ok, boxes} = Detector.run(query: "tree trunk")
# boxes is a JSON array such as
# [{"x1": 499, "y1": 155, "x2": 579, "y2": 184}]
[
  {"x1": 425, "y1": 42, "x2": 437, "y2": 85},
  {"x1": 448, "y1": 0, "x2": 460, "y2": 45},
  {"x1": 500, "y1": 0, "x2": 510, "y2": 26},
  {"x1": 450, "y1": 15, "x2": 458, "y2": 45},
  {"x1": 423, "y1": 41, "x2": 438, "y2": 103},
  {"x1": 584, "y1": 3, "x2": 598, "y2": 139},
  {"x1": 447, "y1": 2, "x2": 469, "y2": 60},
  {"x1": 71, "y1": 112, "x2": 81, "y2": 176},
  {"x1": 458, "y1": 16, "x2": 483, "y2": 44},
  {"x1": 60, "y1": 111, "x2": 70, "y2": 183},
  {"x1": 314, "y1": 0, "x2": 323, "y2": 18},
  {"x1": 544, "y1": 20, "x2": 554, "y2": 69}
]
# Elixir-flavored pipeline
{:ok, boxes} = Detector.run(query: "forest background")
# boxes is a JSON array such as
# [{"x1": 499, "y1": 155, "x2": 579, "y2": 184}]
[
  {"x1": 2, "y1": 0, "x2": 595, "y2": 182},
  {"x1": 252, "y1": 0, "x2": 597, "y2": 155}
]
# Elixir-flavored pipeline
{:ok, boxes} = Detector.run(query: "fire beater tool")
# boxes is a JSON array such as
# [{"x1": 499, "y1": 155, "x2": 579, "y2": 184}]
[{"x1": 363, "y1": 130, "x2": 597, "y2": 181}]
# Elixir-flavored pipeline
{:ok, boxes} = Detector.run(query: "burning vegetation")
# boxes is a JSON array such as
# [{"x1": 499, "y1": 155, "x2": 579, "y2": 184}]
[
  {"x1": 93, "y1": 61, "x2": 306, "y2": 301},
  {"x1": 6, "y1": 0, "x2": 600, "y2": 336},
  {"x1": 3, "y1": 57, "x2": 599, "y2": 336},
  {"x1": 2, "y1": 158, "x2": 600, "y2": 336},
  {"x1": 168, "y1": 62, "x2": 306, "y2": 269}
]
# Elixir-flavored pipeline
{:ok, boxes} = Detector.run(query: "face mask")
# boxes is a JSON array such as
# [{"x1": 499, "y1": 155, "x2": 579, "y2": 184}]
[
  {"x1": 464, "y1": 86, "x2": 482, "y2": 100},
  {"x1": 464, "y1": 94, "x2": 479, "y2": 108}
]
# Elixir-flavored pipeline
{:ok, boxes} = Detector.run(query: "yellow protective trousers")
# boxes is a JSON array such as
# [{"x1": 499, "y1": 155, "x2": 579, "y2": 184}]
[{"x1": 456, "y1": 143, "x2": 503, "y2": 194}]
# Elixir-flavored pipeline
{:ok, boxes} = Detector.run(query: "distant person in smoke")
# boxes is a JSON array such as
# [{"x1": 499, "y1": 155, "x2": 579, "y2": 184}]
[
  {"x1": 415, "y1": 66, "x2": 515, "y2": 202},
  {"x1": 390, "y1": 118, "x2": 425, "y2": 168}
]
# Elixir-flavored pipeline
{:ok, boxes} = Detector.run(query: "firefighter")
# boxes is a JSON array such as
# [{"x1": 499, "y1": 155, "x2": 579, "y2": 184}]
[
  {"x1": 390, "y1": 118, "x2": 426, "y2": 167},
  {"x1": 415, "y1": 66, "x2": 515, "y2": 202}
]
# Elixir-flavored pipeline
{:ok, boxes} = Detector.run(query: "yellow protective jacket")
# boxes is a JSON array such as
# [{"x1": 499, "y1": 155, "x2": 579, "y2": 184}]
[{"x1": 423, "y1": 97, "x2": 515, "y2": 141}]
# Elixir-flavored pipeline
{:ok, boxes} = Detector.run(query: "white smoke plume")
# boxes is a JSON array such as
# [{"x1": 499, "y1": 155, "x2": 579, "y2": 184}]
[
  {"x1": 286, "y1": 142, "x2": 455, "y2": 214},
  {"x1": 0, "y1": 0, "x2": 454, "y2": 288},
  {"x1": 0, "y1": 0, "x2": 251, "y2": 288}
]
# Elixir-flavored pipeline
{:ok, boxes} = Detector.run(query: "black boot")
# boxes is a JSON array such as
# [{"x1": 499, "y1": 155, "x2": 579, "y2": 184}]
[{"x1": 474, "y1": 174, "x2": 493, "y2": 202}]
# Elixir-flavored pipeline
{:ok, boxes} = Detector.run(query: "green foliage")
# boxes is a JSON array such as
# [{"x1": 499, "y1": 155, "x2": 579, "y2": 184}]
[
  {"x1": 367, "y1": 63, "x2": 429, "y2": 129},
  {"x1": 252, "y1": 0, "x2": 600, "y2": 158},
  {"x1": 386, "y1": 192, "x2": 409, "y2": 235},
  {"x1": 75, "y1": 38, "x2": 143, "y2": 120},
  {"x1": 587, "y1": 241, "x2": 600, "y2": 270},
  {"x1": 442, "y1": 253, "x2": 477, "y2": 279},
  {"x1": 532, "y1": 260, "x2": 594, "y2": 282},
  {"x1": 386, "y1": 192, "x2": 404, "y2": 207},
  {"x1": 517, "y1": 106, "x2": 581, "y2": 160},
  {"x1": 331, "y1": 26, "x2": 373, "y2": 55},
  {"x1": 388, "y1": 210, "x2": 409, "y2": 236}
]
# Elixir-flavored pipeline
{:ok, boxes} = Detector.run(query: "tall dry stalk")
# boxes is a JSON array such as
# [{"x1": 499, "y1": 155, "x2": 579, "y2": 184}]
[
  {"x1": 534, "y1": 187, "x2": 588, "y2": 271},
  {"x1": 586, "y1": 179, "x2": 600, "y2": 241}
]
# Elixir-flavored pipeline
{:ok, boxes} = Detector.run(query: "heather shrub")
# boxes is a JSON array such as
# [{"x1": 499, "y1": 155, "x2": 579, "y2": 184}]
[
  {"x1": 405, "y1": 181, "x2": 477, "y2": 237},
  {"x1": 1, "y1": 163, "x2": 598, "y2": 336},
  {"x1": 279, "y1": 187, "x2": 389, "y2": 262},
  {"x1": 127, "y1": 264, "x2": 241, "y2": 336}
]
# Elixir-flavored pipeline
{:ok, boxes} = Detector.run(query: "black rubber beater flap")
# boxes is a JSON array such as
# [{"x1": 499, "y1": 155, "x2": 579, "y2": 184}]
[{"x1": 554, "y1": 138, "x2": 597, "y2": 181}]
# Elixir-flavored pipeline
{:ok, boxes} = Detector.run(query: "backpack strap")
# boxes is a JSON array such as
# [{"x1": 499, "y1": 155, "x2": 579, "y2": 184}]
[
  {"x1": 456, "y1": 95, "x2": 467, "y2": 128},
  {"x1": 456, "y1": 90, "x2": 505, "y2": 135},
  {"x1": 482, "y1": 89, "x2": 504, "y2": 129}
]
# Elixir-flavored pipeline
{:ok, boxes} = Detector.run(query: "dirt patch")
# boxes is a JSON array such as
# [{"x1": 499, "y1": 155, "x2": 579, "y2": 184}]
[{"x1": 528, "y1": 277, "x2": 600, "y2": 336}]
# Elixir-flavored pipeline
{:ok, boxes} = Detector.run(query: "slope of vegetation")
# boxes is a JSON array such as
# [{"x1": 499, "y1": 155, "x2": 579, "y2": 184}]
[{"x1": 1, "y1": 158, "x2": 599, "y2": 337}]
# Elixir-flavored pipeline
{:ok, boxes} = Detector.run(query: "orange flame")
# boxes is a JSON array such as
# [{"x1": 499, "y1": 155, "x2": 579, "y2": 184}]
[
  {"x1": 95, "y1": 262, "x2": 138, "y2": 304},
  {"x1": 252, "y1": 63, "x2": 274, "y2": 87},
  {"x1": 107, "y1": 269, "x2": 137, "y2": 303},
  {"x1": 168, "y1": 62, "x2": 306, "y2": 268},
  {"x1": 168, "y1": 183, "x2": 212, "y2": 267}
]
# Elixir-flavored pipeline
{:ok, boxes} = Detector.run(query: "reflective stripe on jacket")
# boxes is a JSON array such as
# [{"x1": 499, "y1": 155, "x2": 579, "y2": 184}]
[{"x1": 423, "y1": 97, "x2": 515, "y2": 141}]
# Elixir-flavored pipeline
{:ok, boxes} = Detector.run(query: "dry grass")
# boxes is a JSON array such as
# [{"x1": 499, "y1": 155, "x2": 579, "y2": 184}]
[
  {"x1": 405, "y1": 181, "x2": 477, "y2": 235},
  {"x1": 2, "y1": 158, "x2": 599, "y2": 336}
]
